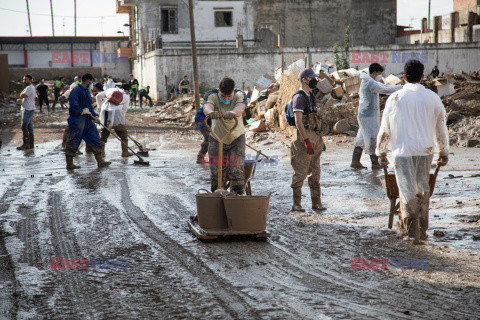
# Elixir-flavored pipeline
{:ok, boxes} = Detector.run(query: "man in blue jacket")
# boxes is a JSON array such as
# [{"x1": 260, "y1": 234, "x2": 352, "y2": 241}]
[{"x1": 65, "y1": 73, "x2": 111, "y2": 170}]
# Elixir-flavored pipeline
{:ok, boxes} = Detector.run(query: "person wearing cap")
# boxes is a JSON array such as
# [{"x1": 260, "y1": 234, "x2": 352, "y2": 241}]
[
  {"x1": 203, "y1": 77, "x2": 247, "y2": 194},
  {"x1": 96, "y1": 84, "x2": 133, "y2": 158},
  {"x1": 290, "y1": 68, "x2": 326, "y2": 212},
  {"x1": 351, "y1": 63, "x2": 402, "y2": 170}
]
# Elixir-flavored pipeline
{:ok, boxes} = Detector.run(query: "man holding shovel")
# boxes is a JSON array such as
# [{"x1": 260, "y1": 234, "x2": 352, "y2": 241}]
[
  {"x1": 65, "y1": 73, "x2": 111, "y2": 170},
  {"x1": 96, "y1": 85, "x2": 133, "y2": 158},
  {"x1": 376, "y1": 60, "x2": 449, "y2": 243},
  {"x1": 203, "y1": 77, "x2": 247, "y2": 195}
]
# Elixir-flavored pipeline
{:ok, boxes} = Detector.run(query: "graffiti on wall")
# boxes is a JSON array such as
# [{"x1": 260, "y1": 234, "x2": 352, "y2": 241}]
[
  {"x1": 51, "y1": 51, "x2": 128, "y2": 64},
  {"x1": 351, "y1": 51, "x2": 429, "y2": 64}
]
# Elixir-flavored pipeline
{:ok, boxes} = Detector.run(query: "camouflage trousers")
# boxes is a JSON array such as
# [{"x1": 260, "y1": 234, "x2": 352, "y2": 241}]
[
  {"x1": 394, "y1": 155, "x2": 433, "y2": 239},
  {"x1": 291, "y1": 129, "x2": 324, "y2": 189},
  {"x1": 208, "y1": 134, "x2": 245, "y2": 194}
]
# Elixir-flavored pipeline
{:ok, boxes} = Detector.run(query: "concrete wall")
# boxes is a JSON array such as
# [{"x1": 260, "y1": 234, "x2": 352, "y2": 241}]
[
  {"x1": 254, "y1": 0, "x2": 397, "y2": 47},
  {"x1": 454, "y1": 0, "x2": 479, "y2": 11},
  {"x1": 99, "y1": 41, "x2": 131, "y2": 79},
  {"x1": 139, "y1": 42, "x2": 480, "y2": 100}
]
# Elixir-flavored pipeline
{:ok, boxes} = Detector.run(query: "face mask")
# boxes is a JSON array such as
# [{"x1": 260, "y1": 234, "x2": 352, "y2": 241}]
[
  {"x1": 308, "y1": 78, "x2": 318, "y2": 89},
  {"x1": 375, "y1": 75, "x2": 383, "y2": 82},
  {"x1": 219, "y1": 96, "x2": 232, "y2": 105}
]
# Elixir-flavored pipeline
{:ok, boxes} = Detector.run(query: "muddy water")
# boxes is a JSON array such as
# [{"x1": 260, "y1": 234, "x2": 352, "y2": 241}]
[{"x1": 0, "y1": 132, "x2": 479, "y2": 319}]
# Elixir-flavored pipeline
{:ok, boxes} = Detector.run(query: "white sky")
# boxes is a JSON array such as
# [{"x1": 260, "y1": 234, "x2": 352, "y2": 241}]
[{"x1": 0, "y1": 0, "x2": 453, "y2": 37}]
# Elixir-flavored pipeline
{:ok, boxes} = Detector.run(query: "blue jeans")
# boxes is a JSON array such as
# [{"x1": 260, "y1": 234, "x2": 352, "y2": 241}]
[{"x1": 21, "y1": 109, "x2": 34, "y2": 137}]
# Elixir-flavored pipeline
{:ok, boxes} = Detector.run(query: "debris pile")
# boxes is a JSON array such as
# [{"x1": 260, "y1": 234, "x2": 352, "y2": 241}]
[{"x1": 154, "y1": 95, "x2": 197, "y2": 126}]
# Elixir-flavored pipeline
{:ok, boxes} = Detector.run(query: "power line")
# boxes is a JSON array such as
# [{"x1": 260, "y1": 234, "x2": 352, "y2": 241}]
[{"x1": 0, "y1": 7, "x2": 119, "y2": 18}]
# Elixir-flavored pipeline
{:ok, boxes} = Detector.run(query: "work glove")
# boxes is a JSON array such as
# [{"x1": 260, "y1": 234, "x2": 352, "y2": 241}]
[
  {"x1": 304, "y1": 138, "x2": 314, "y2": 155},
  {"x1": 437, "y1": 153, "x2": 449, "y2": 166},
  {"x1": 224, "y1": 111, "x2": 236, "y2": 120},
  {"x1": 93, "y1": 116, "x2": 100, "y2": 124},
  {"x1": 379, "y1": 155, "x2": 389, "y2": 168},
  {"x1": 81, "y1": 108, "x2": 92, "y2": 116},
  {"x1": 207, "y1": 111, "x2": 220, "y2": 119}
]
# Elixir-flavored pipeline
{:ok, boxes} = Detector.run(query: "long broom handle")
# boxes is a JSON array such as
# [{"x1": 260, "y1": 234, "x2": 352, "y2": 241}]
[
  {"x1": 204, "y1": 116, "x2": 238, "y2": 190},
  {"x1": 90, "y1": 115, "x2": 145, "y2": 162}
]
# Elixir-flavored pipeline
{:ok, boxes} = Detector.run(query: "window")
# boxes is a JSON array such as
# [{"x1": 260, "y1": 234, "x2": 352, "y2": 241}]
[
  {"x1": 161, "y1": 8, "x2": 177, "y2": 33},
  {"x1": 215, "y1": 11, "x2": 233, "y2": 27}
]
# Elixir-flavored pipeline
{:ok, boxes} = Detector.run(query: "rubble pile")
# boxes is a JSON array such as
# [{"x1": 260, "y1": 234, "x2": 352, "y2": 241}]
[{"x1": 154, "y1": 95, "x2": 197, "y2": 126}]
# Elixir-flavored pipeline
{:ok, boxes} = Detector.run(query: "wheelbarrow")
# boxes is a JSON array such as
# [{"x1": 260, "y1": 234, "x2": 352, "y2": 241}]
[
  {"x1": 187, "y1": 115, "x2": 270, "y2": 240},
  {"x1": 380, "y1": 163, "x2": 441, "y2": 229}
]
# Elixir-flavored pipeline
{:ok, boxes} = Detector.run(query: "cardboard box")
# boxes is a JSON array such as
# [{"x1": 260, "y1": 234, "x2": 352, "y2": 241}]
[
  {"x1": 435, "y1": 78, "x2": 455, "y2": 97},
  {"x1": 316, "y1": 78, "x2": 333, "y2": 94},
  {"x1": 318, "y1": 71, "x2": 335, "y2": 86},
  {"x1": 331, "y1": 71, "x2": 349, "y2": 81},
  {"x1": 266, "y1": 92, "x2": 279, "y2": 109},
  {"x1": 265, "y1": 108, "x2": 275, "y2": 123},
  {"x1": 332, "y1": 86, "x2": 344, "y2": 98},
  {"x1": 249, "y1": 120, "x2": 267, "y2": 132},
  {"x1": 255, "y1": 74, "x2": 275, "y2": 89},
  {"x1": 342, "y1": 75, "x2": 361, "y2": 95},
  {"x1": 384, "y1": 74, "x2": 403, "y2": 86}
]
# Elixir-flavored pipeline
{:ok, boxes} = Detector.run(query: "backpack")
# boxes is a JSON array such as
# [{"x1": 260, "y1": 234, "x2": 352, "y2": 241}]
[{"x1": 284, "y1": 90, "x2": 314, "y2": 126}]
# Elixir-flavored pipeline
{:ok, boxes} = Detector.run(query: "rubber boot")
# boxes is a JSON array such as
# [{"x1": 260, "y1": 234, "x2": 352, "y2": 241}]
[
  {"x1": 94, "y1": 153, "x2": 111, "y2": 168},
  {"x1": 350, "y1": 146, "x2": 367, "y2": 169},
  {"x1": 29, "y1": 134, "x2": 34, "y2": 149},
  {"x1": 85, "y1": 144, "x2": 93, "y2": 154},
  {"x1": 121, "y1": 140, "x2": 133, "y2": 157},
  {"x1": 17, "y1": 136, "x2": 29, "y2": 150},
  {"x1": 370, "y1": 155, "x2": 381, "y2": 170},
  {"x1": 291, "y1": 187, "x2": 305, "y2": 212},
  {"x1": 311, "y1": 187, "x2": 326, "y2": 212},
  {"x1": 66, "y1": 155, "x2": 81, "y2": 170}
]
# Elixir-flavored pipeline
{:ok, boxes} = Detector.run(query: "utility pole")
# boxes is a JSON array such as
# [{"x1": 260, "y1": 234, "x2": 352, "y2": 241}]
[
  {"x1": 50, "y1": 0, "x2": 55, "y2": 36},
  {"x1": 74, "y1": 0, "x2": 77, "y2": 37},
  {"x1": 428, "y1": 0, "x2": 431, "y2": 30},
  {"x1": 25, "y1": 0, "x2": 32, "y2": 36},
  {"x1": 188, "y1": 0, "x2": 200, "y2": 111}
]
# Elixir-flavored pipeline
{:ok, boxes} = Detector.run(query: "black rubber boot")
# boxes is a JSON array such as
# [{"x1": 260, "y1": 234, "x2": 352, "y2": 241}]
[
  {"x1": 350, "y1": 146, "x2": 366, "y2": 169},
  {"x1": 29, "y1": 134, "x2": 34, "y2": 149},
  {"x1": 370, "y1": 155, "x2": 381, "y2": 170},
  {"x1": 291, "y1": 187, "x2": 305, "y2": 212},
  {"x1": 66, "y1": 155, "x2": 81, "y2": 170},
  {"x1": 17, "y1": 136, "x2": 29, "y2": 150}
]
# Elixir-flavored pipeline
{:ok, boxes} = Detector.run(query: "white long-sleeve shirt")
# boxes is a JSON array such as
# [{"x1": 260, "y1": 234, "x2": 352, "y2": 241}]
[
  {"x1": 358, "y1": 73, "x2": 402, "y2": 118},
  {"x1": 376, "y1": 83, "x2": 449, "y2": 158},
  {"x1": 96, "y1": 88, "x2": 129, "y2": 126}
]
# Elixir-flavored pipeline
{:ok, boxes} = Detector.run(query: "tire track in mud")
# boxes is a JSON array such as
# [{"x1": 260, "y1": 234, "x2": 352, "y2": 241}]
[
  {"x1": 117, "y1": 174, "x2": 263, "y2": 320},
  {"x1": 47, "y1": 191, "x2": 100, "y2": 319},
  {"x1": 0, "y1": 178, "x2": 26, "y2": 320},
  {"x1": 159, "y1": 168, "x2": 479, "y2": 319}
]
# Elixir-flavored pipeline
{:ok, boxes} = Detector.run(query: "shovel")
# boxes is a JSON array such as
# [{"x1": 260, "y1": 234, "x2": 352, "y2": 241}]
[
  {"x1": 126, "y1": 133, "x2": 150, "y2": 157},
  {"x1": 91, "y1": 115, "x2": 150, "y2": 166},
  {"x1": 204, "y1": 116, "x2": 238, "y2": 193}
]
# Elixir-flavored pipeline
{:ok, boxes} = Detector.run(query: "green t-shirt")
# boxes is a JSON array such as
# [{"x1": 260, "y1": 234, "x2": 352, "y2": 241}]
[{"x1": 206, "y1": 89, "x2": 246, "y2": 145}]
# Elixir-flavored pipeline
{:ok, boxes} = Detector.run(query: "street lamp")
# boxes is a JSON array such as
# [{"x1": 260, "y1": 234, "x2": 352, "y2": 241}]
[{"x1": 117, "y1": 31, "x2": 125, "y2": 36}]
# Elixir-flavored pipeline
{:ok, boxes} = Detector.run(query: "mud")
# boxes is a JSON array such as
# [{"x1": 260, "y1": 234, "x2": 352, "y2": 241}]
[{"x1": 0, "y1": 108, "x2": 479, "y2": 319}]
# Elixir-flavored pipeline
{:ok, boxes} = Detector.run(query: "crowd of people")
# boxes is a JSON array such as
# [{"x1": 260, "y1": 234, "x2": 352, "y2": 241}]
[{"x1": 13, "y1": 60, "x2": 449, "y2": 244}]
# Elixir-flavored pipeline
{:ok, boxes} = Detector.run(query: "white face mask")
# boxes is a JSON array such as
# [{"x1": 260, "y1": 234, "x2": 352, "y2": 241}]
[
  {"x1": 375, "y1": 74, "x2": 383, "y2": 82},
  {"x1": 88, "y1": 83, "x2": 94, "y2": 91}
]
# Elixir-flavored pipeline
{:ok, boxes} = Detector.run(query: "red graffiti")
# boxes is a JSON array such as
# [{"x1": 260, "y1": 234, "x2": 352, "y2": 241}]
[
  {"x1": 50, "y1": 51, "x2": 91, "y2": 64},
  {"x1": 351, "y1": 51, "x2": 390, "y2": 64}
]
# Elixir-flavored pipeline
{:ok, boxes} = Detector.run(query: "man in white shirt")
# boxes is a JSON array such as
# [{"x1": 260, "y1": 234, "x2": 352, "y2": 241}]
[
  {"x1": 96, "y1": 85, "x2": 133, "y2": 157},
  {"x1": 16, "y1": 74, "x2": 36, "y2": 150},
  {"x1": 376, "y1": 60, "x2": 449, "y2": 243}
]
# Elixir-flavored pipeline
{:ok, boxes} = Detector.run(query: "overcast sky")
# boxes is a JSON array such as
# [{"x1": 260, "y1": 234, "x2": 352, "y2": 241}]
[{"x1": 0, "y1": 0, "x2": 453, "y2": 37}]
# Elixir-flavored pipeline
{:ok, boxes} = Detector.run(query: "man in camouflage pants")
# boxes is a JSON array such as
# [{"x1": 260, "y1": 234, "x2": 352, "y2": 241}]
[
  {"x1": 203, "y1": 77, "x2": 247, "y2": 195},
  {"x1": 291, "y1": 68, "x2": 326, "y2": 212}
]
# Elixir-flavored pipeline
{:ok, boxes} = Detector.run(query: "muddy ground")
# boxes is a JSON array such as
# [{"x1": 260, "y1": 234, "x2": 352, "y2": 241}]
[{"x1": 0, "y1": 104, "x2": 479, "y2": 320}]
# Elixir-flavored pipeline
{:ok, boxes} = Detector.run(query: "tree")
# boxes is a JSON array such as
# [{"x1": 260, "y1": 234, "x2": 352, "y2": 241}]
[{"x1": 333, "y1": 25, "x2": 351, "y2": 70}]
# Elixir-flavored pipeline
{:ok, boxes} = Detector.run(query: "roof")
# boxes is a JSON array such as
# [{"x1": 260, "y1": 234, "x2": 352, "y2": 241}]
[{"x1": 0, "y1": 36, "x2": 128, "y2": 44}]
